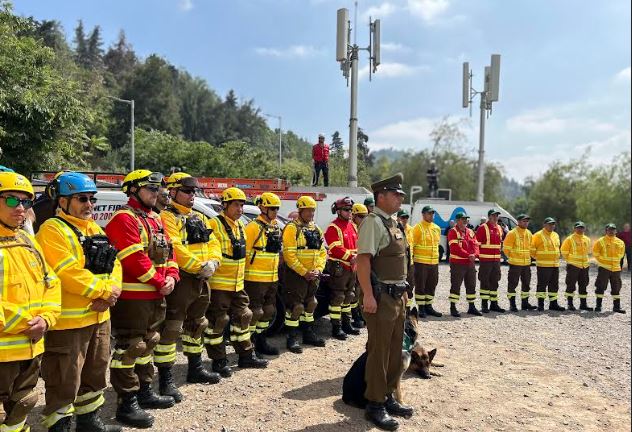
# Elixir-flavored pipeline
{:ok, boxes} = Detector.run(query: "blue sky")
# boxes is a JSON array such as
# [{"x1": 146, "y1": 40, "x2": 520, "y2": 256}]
[{"x1": 14, "y1": 0, "x2": 631, "y2": 181}]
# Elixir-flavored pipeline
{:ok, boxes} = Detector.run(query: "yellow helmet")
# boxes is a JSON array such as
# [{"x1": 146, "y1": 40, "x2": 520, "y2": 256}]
[
  {"x1": 296, "y1": 195, "x2": 317, "y2": 209},
  {"x1": 122, "y1": 170, "x2": 164, "y2": 193},
  {"x1": 258, "y1": 192, "x2": 281, "y2": 207},
  {"x1": 164, "y1": 172, "x2": 198, "y2": 189},
  {"x1": 222, "y1": 187, "x2": 247, "y2": 202},
  {"x1": 352, "y1": 203, "x2": 368, "y2": 215},
  {"x1": 0, "y1": 172, "x2": 35, "y2": 199}
]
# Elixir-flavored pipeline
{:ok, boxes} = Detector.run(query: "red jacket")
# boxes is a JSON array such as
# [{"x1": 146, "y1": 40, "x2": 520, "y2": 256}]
[
  {"x1": 105, "y1": 197, "x2": 179, "y2": 300},
  {"x1": 475, "y1": 222, "x2": 504, "y2": 262},
  {"x1": 617, "y1": 231, "x2": 631, "y2": 248},
  {"x1": 312, "y1": 143, "x2": 330, "y2": 163},
  {"x1": 448, "y1": 226, "x2": 479, "y2": 265},
  {"x1": 324, "y1": 217, "x2": 357, "y2": 270}
]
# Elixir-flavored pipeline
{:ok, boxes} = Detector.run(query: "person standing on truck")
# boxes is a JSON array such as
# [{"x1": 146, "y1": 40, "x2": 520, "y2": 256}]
[
  {"x1": 530, "y1": 217, "x2": 565, "y2": 312},
  {"x1": 0, "y1": 172, "x2": 61, "y2": 432},
  {"x1": 325, "y1": 197, "x2": 360, "y2": 340},
  {"x1": 104, "y1": 170, "x2": 179, "y2": 429},
  {"x1": 160, "y1": 173, "x2": 223, "y2": 396},
  {"x1": 561, "y1": 221, "x2": 591, "y2": 311},
  {"x1": 448, "y1": 212, "x2": 482, "y2": 317},
  {"x1": 397, "y1": 209, "x2": 416, "y2": 312},
  {"x1": 350, "y1": 203, "x2": 369, "y2": 328},
  {"x1": 476, "y1": 209, "x2": 506, "y2": 314},
  {"x1": 204, "y1": 187, "x2": 268, "y2": 377},
  {"x1": 282, "y1": 196, "x2": 327, "y2": 353},
  {"x1": 503, "y1": 214, "x2": 537, "y2": 311},
  {"x1": 312, "y1": 133, "x2": 330, "y2": 187},
  {"x1": 244, "y1": 193, "x2": 283, "y2": 356},
  {"x1": 593, "y1": 223, "x2": 626, "y2": 313},
  {"x1": 412, "y1": 205, "x2": 442, "y2": 318}
]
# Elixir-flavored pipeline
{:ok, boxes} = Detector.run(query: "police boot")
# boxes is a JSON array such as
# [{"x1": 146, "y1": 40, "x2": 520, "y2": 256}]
[
  {"x1": 450, "y1": 304, "x2": 460, "y2": 318},
  {"x1": 537, "y1": 298, "x2": 545, "y2": 312},
  {"x1": 76, "y1": 410, "x2": 122, "y2": 432},
  {"x1": 158, "y1": 367, "x2": 183, "y2": 403},
  {"x1": 137, "y1": 382, "x2": 175, "y2": 409},
  {"x1": 342, "y1": 315, "x2": 360, "y2": 336},
  {"x1": 302, "y1": 322, "x2": 326, "y2": 347},
  {"x1": 254, "y1": 333, "x2": 280, "y2": 356},
  {"x1": 352, "y1": 307, "x2": 365, "y2": 328},
  {"x1": 211, "y1": 358, "x2": 233, "y2": 378},
  {"x1": 548, "y1": 300, "x2": 566, "y2": 311},
  {"x1": 579, "y1": 298, "x2": 593, "y2": 311},
  {"x1": 509, "y1": 298, "x2": 518, "y2": 312},
  {"x1": 481, "y1": 299, "x2": 490, "y2": 314},
  {"x1": 187, "y1": 354, "x2": 221, "y2": 384},
  {"x1": 489, "y1": 301, "x2": 506, "y2": 313},
  {"x1": 115, "y1": 393, "x2": 154, "y2": 429},
  {"x1": 286, "y1": 328, "x2": 303, "y2": 354},
  {"x1": 567, "y1": 298, "x2": 577, "y2": 311},
  {"x1": 613, "y1": 299, "x2": 627, "y2": 314},
  {"x1": 365, "y1": 402, "x2": 399, "y2": 431},
  {"x1": 425, "y1": 304, "x2": 443, "y2": 317},
  {"x1": 522, "y1": 298, "x2": 537, "y2": 310},
  {"x1": 385, "y1": 394, "x2": 414, "y2": 418},
  {"x1": 48, "y1": 416, "x2": 72, "y2": 432},
  {"x1": 238, "y1": 350, "x2": 269, "y2": 369},
  {"x1": 467, "y1": 303, "x2": 483, "y2": 316}
]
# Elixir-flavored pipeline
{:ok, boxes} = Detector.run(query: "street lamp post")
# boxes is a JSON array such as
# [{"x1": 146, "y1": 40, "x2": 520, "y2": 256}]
[
  {"x1": 263, "y1": 113, "x2": 282, "y2": 175},
  {"x1": 107, "y1": 96, "x2": 135, "y2": 171}
]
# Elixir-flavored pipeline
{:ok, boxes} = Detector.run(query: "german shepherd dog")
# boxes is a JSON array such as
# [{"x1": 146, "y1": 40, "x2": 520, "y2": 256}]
[{"x1": 342, "y1": 307, "x2": 439, "y2": 408}]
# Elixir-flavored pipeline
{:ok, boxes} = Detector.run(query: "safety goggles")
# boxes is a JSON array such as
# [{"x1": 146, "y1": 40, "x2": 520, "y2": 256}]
[
  {"x1": 341, "y1": 207, "x2": 353, "y2": 212},
  {"x1": 73, "y1": 195, "x2": 98, "y2": 204},
  {"x1": 1, "y1": 195, "x2": 34, "y2": 209},
  {"x1": 178, "y1": 188, "x2": 196, "y2": 195},
  {"x1": 143, "y1": 184, "x2": 161, "y2": 193}
]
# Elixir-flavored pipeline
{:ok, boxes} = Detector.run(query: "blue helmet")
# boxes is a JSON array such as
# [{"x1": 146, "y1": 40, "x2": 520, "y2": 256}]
[
  {"x1": 0, "y1": 165, "x2": 15, "y2": 173},
  {"x1": 57, "y1": 172, "x2": 97, "y2": 196}
]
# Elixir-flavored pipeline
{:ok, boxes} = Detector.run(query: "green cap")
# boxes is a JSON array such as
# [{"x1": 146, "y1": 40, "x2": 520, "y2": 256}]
[
  {"x1": 488, "y1": 208, "x2": 501, "y2": 216},
  {"x1": 605, "y1": 223, "x2": 616, "y2": 230},
  {"x1": 543, "y1": 217, "x2": 556, "y2": 224},
  {"x1": 397, "y1": 209, "x2": 410, "y2": 218},
  {"x1": 422, "y1": 205, "x2": 435, "y2": 214},
  {"x1": 574, "y1": 221, "x2": 586, "y2": 228},
  {"x1": 517, "y1": 213, "x2": 530, "y2": 221},
  {"x1": 370, "y1": 173, "x2": 406, "y2": 195},
  {"x1": 363, "y1": 196, "x2": 375, "y2": 206},
  {"x1": 455, "y1": 212, "x2": 469, "y2": 220}
]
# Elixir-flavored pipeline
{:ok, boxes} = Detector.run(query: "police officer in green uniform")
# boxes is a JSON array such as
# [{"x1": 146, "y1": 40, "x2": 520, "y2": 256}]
[{"x1": 357, "y1": 173, "x2": 413, "y2": 431}]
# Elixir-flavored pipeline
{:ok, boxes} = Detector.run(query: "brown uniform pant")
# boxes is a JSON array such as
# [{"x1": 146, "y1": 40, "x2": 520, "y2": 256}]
[
  {"x1": 449, "y1": 263, "x2": 477, "y2": 304},
  {"x1": 204, "y1": 289, "x2": 253, "y2": 360},
  {"x1": 565, "y1": 265, "x2": 589, "y2": 299},
  {"x1": 41, "y1": 321, "x2": 110, "y2": 428},
  {"x1": 595, "y1": 267, "x2": 622, "y2": 300},
  {"x1": 155, "y1": 272, "x2": 210, "y2": 367},
  {"x1": 507, "y1": 264, "x2": 532, "y2": 299},
  {"x1": 478, "y1": 261, "x2": 501, "y2": 301},
  {"x1": 326, "y1": 261, "x2": 356, "y2": 323},
  {"x1": 283, "y1": 265, "x2": 319, "y2": 328},
  {"x1": 0, "y1": 356, "x2": 40, "y2": 431},
  {"x1": 536, "y1": 267, "x2": 560, "y2": 301},
  {"x1": 110, "y1": 298, "x2": 166, "y2": 395},
  {"x1": 414, "y1": 263, "x2": 439, "y2": 306},
  {"x1": 362, "y1": 291, "x2": 405, "y2": 403},
  {"x1": 245, "y1": 281, "x2": 278, "y2": 334}
]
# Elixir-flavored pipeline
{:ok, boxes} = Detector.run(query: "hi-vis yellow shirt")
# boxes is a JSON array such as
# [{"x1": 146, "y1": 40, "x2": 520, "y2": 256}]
[
  {"x1": 161, "y1": 202, "x2": 222, "y2": 275},
  {"x1": 592, "y1": 235, "x2": 625, "y2": 272},
  {"x1": 503, "y1": 227, "x2": 532, "y2": 266},
  {"x1": 561, "y1": 233, "x2": 591, "y2": 269},
  {"x1": 208, "y1": 213, "x2": 246, "y2": 291},
  {"x1": 1, "y1": 226, "x2": 61, "y2": 362},
  {"x1": 37, "y1": 212, "x2": 122, "y2": 331},
  {"x1": 245, "y1": 216, "x2": 281, "y2": 283},
  {"x1": 282, "y1": 220, "x2": 327, "y2": 276},
  {"x1": 412, "y1": 220, "x2": 440, "y2": 265},
  {"x1": 530, "y1": 229, "x2": 561, "y2": 267}
]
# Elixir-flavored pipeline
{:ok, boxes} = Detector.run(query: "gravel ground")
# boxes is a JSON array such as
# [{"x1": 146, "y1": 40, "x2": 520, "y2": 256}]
[{"x1": 28, "y1": 265, "x2": 631, "y2": 431}]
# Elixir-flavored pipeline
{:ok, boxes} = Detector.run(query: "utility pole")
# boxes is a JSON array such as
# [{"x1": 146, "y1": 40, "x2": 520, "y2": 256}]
[
  {"x1": 264, "y1": 113, "x2": 283, "y2": 175},
  {"x1": 107, "y1": 96, "x2": 135, "y2": 171}
]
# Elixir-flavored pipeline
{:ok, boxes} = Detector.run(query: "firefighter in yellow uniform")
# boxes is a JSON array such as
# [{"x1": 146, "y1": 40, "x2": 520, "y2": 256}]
[
  {"x1": 160, "y1": 173, "x2": 223, "y2": 395},
  {"x1": 204, "y1": 187, "x2": 268, "y2": 377},
  {"x1": 561, "y1": 221, "x2": 591, "y2": 312},
  {"x1": 0, "y1": 172, "x2": 61, "y2": 432},
  {"x1": 502, "y1": 214, "x2": 536, "y2": 311},
  {"x1": 244, "y1": 193, "x2": 283, "y2": 356},
  {"x1": 530, "y1": 217, "x2": 564, "y2": 312},
  {"x1": 593, "y1": 223, "x2": 626, "y2": 313},
  {"x1": 36, "y1": 172, "x2": 122, "y2": 432},
  {"x1": 282, "y1": 196, "x2": 327, "y2": 354},
  {"x1": 397, "y1": 209, "x2": 415, "y2": 313},
  {"x1": 350, "y1": 203, "x2": 368, "y2": 328},
  {"x1": 411, "y1": 205, "x2": 442, "y2": 318}
]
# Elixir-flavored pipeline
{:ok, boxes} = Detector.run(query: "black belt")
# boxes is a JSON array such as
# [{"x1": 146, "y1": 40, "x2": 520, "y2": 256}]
[{"x1": 375, "y1": 282, "x2": 408, "y2": 299}]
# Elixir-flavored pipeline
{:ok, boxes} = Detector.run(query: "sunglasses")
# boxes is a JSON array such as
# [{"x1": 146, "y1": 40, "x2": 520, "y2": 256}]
[
  {"x1": 178, "y1": 188, "x2": 196, "y2": 195},
  {"x1": 341, "y1": 207, "x2": 353, "y2": 212},
  {"x1": 1, "y1": 195, "x2": 34, "y2": 209},
  {"x1": 73, "y1": 196, "x2": 98, "y2": 204},
  {"x1": 143, "y1": 184, "x2": 160, "y2": 193}
]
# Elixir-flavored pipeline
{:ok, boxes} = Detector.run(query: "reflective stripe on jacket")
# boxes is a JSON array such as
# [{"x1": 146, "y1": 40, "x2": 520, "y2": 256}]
[
  {"x1": 476, "y1": 222, "x2": 503, "y2": 262},
  {"x1": 561, "y1": 233, "x2": 591, "y2": 269},
  {"x1": 530, "y1": 230, "x2": 560, "y2": 268},
  {"x1": 502, "y1": 227, "x2": 532, "y2": 266},
  {"x1": 324, "y1": 218, "x2": 357, "y2": 270},
  {"x1": 448, "y1": 226, "x2": 479, "y2": 265},
  {"x1": 592, "y1": 236, "x2": 625, "y2": 271},
  {"x1": 412, "y1": 221, "x2": 440, "y2": 265},
  {"x1": 245, "y1": 216, "x2": 280, "y2": 283},
  {"x1": 208, "y1": 213, "x2": 246, "y2": 291},
  {"x1": 282, "y1": 220, "x2": 327, "y2": 276}
]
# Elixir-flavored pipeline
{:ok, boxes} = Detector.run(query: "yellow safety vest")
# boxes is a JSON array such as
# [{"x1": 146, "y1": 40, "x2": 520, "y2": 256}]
[
  {"x1": 208, "y1": 213, "x2": 246, "y2": 291},
  {"x1": 561, "y1": 233, "x2": 590, "y2": 269},
  {"x1": 412, "y1": 220, "x2": 440, "y2": 265},
  {"x1": 502, "y1": 227, "x2": 532, "y2": 266},
  {"x1": 593, "y1": 236, "x2": 625, "y2": 271},
  {"x1": 530, "y1": 230, "x2": 560, "y2": 268},
  {"x1": 245, "y1": 216, "x2": 281, "y2": 283},
  {"x1": 282, "y1": 220, "x2": 327, "y2": 276}
]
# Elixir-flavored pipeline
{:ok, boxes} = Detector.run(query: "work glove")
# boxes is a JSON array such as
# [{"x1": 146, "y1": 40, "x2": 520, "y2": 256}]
[{"x1": 199, "y1": 260, "x2": 219, "y2": 279}]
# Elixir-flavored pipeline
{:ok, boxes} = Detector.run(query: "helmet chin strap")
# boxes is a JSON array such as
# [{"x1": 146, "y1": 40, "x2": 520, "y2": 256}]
[
  {"x1": 0, "y1": 218, "x2": 19, "y2": 231},
  {"x1": 132, "y1": 187, "x2": 152, "y2": 210}
]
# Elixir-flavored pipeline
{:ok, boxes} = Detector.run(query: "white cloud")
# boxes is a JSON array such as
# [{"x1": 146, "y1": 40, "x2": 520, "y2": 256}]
[
  {"x1": 255, "y1": 45, "x2": 324, "y2": 59},
  {"x1": 358, "y1": 62, "x2": 428, "y2": 80},
  {"x1": 506, "y1": 108, "x2": 618, "y2": 134},
  {"x1": 381, "y1": 42, "x2": 411, "y2": 53},
  {"x1": 363, "y1": 2, "x2": 399, "y2": 21},
  {"x1": 407, "y1": 0, "x2": 450, "y2": 24},
  {"x1": 178, "y1": 0, "x2": 193, "y2": 12},
  {"x1": 615, "y1": 66, "x2": 631, "y2": 83},
  {"x1": 367, "y1": 116, "x2": 468, "y2": 150}
]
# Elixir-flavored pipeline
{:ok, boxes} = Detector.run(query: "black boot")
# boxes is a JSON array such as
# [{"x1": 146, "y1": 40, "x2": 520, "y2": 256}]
[
  {"x1": 579, "y1": 298, "x2": 593, "y2": 311},
  {"x1": 76, "y1": 410, "x2": 122, "y2": 432},
  {"x1": 549, "y1": 300, "x2": 566, "y2": 311},
  {"x1": 48, "y1": 416, "x2": 72, "y2": 432},
  {"x1": 385, "y1": 394, "x2": 414, "y2": 418},
  {"x1": 509, "y1": 298, "x2": 518, "y2": 312},
  {"x1": 115, "y1": 393, "x2": 154, "y2": 429},
  {"x1": 238, "y1": 350, "x2": 269, "y2": 369},
  {"x1": 137, "y1": 382, "x2": 175, "y2": 409},
  {"x1": 613, "y1": 299, "x2": 627, "y2": 314},
  {"x1": 566, "y1": 297, "x2": 577, "y2": 311},
  {"x1": 331, "y1": 321, "x2": 347, "y2": 340},
  {"x1": 450, "y1": 304, "x2": 460, "y2": 318},
  {"x1": 352, "y1": 307, "x2": 365, "y2": 328},
  {"x1": 467, "y1": 303, "x2": 483, "y2": 316},
  {"x1": 418, "y1": 305, "x2": 427, "y2": 318},
  {"x1": 522, "y1": 298, "x2": 537, "y2": 310},
  {"x1": 211, "y1": 358, "x2": 233, "y2": 378},
  {"x1": 254, "y1": 333, "x2": 280, "y2": 356},
  {"x1": 302, "y1": 323, "x2": 326, "y2": 347},
  {"x1": 489, "y1": 301, "x2": 506, "y2": 313},
  {"x1": 595, "y1": 297, "x2": 603, "y2": 312},
  {"x1": 187, "y1": 354, "x2": 221, "y2": 384},
  {"x1": 537, "y1": 298, "x2": 545, "y2": 312},
  {"x1": 342, "y1": 316, "x2": 360, "y2": 336},
  {"x1": 481, "y1": 299, "x2": 490, "y2": 314},
  {"x1": 425, "y1": 304, "x2": 443, "y2": 317},
  {"x1": 286, "y1": 328, "x2": 303, "y2": 354},
  {"x1": 158, "y1": 367, "x2": 182, "y2": 403},
  {"x1": 365, "y1": 402, "x2": 399, "y2": 431}
]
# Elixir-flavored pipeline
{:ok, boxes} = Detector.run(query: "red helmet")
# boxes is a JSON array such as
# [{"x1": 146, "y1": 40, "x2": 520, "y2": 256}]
[{"x1": 330, "y1": 196, "x2": 354, "y2": 214}]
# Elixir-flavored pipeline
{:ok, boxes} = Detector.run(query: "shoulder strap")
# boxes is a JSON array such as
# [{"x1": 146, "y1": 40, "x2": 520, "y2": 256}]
[
  {"x1": 252, "y1": 219, "x2": 268, "y2": 249},
  {"x1": 0, "y1": 232, "x2": 51, "y2": 283},
  {"x1": 217, "y1": 215, "x2": 244, "y2": 242},
  {"x1": 53, "y1": 216, "x2": 86, "y2": 244}
]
